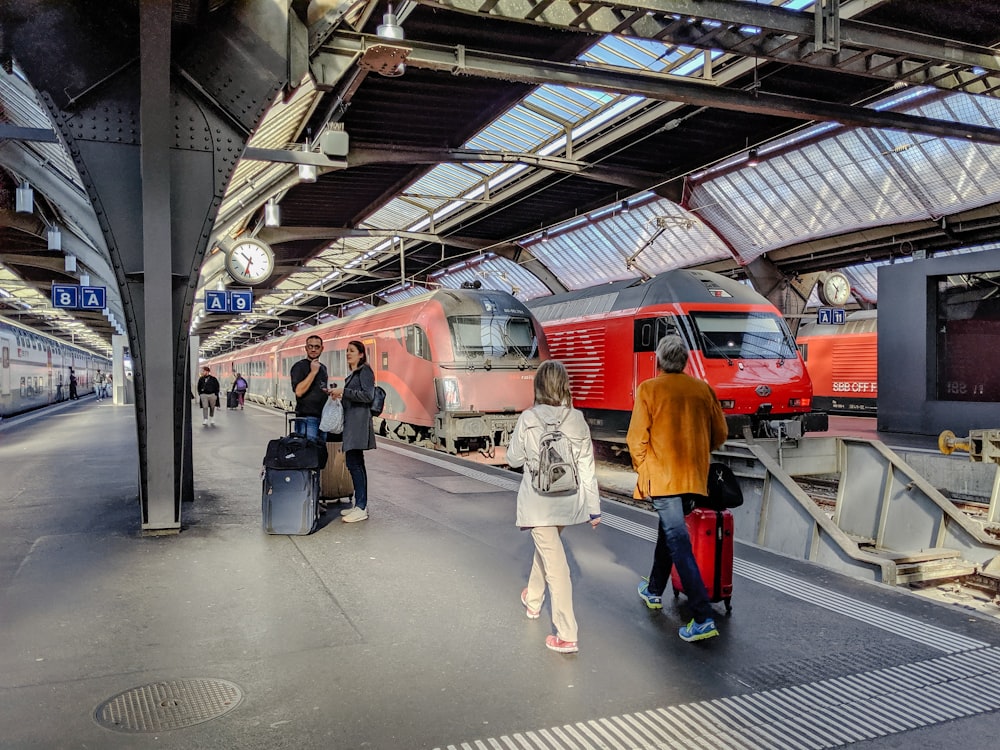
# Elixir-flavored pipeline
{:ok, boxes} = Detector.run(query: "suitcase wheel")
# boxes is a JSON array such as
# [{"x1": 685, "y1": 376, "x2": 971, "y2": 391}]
[{"x1": 672, "y1": 587, "x2": 681, "y2": 599}]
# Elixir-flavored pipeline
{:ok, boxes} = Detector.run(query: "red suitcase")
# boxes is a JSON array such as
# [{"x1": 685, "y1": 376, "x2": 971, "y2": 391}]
[{"x1": 671, "y1": 508, "x2": 734, "y2": 613}]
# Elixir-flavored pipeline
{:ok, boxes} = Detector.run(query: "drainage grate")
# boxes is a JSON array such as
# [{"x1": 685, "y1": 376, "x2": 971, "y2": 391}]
[{"x1": 94, "y1": 678, "x2": 243, "y2": 732}]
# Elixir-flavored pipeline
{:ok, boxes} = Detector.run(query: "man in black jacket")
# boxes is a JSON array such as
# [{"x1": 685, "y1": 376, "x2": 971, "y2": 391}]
[
  {"x1": 290, "y1": 335, "x2": 329, "y2": 440},
  {"x1": 197, "y1": 365, "x2": 221, "y2": 426}
]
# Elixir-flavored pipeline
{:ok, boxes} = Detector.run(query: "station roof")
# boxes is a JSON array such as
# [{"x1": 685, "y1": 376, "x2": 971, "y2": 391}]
[{"x1": 3, "y1": 0, "x2": 1000, "y2": 355}]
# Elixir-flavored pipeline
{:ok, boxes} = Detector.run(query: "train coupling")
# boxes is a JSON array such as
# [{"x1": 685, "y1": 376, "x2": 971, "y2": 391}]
[{"x1": 939, "y1": 428, "x2": 1000, "y2": 463}]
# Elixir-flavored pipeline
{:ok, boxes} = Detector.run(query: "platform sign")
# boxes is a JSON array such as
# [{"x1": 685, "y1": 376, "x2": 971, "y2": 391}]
[
  {"x1": 229, "y1": 289, "x2": 253, "y2": 313},
  {"x1": 205, "y1": 289, "x2": 254, "y2": 313},
  {"x1": 51, "y1": 284, "x2": 79, "y2": 309},
  {"x1": 817, "y1": 307, "x2": 846, "y2": 325},
  {"x1": 80, "y1": 286, "x2": 106, "y2": 309},
  {"x1": 205, "y1": 290, "x2": 228, "y2": 313}
]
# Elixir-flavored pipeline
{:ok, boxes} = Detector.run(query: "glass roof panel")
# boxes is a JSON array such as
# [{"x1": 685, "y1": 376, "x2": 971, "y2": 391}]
[
  {"x1": 431, "y1": 254, "x2": 551, "y2": 300},
  {"x1": 688, "y1": 87, "x2": 1000, "y2": 263}
]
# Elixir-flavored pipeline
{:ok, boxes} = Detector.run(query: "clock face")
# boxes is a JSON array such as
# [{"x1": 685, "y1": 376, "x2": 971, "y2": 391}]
[
  {"x1": 820, "y1": 272, "x2": 851, "y2": 306},
  {"x1": 227, "y1": 239, "x2": 274, "y2": 285}
]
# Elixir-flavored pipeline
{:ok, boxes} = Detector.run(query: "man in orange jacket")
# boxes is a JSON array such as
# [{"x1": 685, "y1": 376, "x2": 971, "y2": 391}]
[{"x1": 626, "y1": 335, "x2": 728, "y2": 642}]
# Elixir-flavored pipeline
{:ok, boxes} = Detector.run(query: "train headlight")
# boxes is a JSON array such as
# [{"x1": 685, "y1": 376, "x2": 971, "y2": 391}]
[
  {"x1": 435, "y1": 377, "x2": 461, "y2": 411},
  {"x1": 719, "y1": 399, "x2": 735, "y2": 409}
]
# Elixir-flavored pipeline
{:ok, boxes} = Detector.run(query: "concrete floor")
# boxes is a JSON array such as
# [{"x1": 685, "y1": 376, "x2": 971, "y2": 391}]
[{"x1": 2, "y1": 399, "x2": 1000, "y2": 749}]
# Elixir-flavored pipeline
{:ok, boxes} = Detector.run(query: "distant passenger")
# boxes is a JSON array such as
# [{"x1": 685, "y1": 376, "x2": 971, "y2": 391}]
[
  {"x1": 95, "y1": 370, "x2": 106, "y2": 402},
  {"x1": 232, "y1": 372, "x2": 248, "y2": 409},
  {"x1": 626, "y1": 335, "x2": 728, "y2": 642},
  {"x1": 326, "y1": 340, "x2": 376, "y2": 523},
  {"x1": 68, "y1": 368, "x2": 78, "y2": 400},
  {"x1": 290, "y1": 334, "x2": 329, "y2": 441},
  {"x1": 197, "y1": 365, "x2": 221, "y2": 426},
  {"x1": 106, "y1": 373, "x2": 113, "y2": 402},
  {"x1": 506, "y1": 359, "x2": 602, "y2": 655}
]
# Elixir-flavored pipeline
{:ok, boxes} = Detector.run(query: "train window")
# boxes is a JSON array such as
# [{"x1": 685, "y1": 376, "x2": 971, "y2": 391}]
[
  {"x1": 448, "y1": 315, "x2": 538, "y2": 360},
  {"x1": 403, "y1": 325, "x2": 431, "y2": 360},
  {"x1": 634, "y1": 317, "x2": 682, "y2": 352},
  {"x1": 690, "y1": 312, "x2": 797, "y2": 360}
]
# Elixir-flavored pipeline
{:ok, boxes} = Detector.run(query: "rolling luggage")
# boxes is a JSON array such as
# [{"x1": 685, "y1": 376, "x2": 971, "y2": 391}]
[
  {"x1": 261, "y1": 432, "x2": 327, "y2": 535},
  {"x1": 671, "y1": 508, "x2": 734, "y2": 613},
  {"x1": 320, "y1": 438, "x2": 353, "y2": 502},
  {"x1": 227, "y1": 391, "x2": 239, "y2": 409}
]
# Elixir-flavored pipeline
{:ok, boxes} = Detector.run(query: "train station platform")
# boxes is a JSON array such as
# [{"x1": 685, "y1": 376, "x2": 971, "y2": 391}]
[{"x1": 2, "y1": 400, "x2": 1000, "y2": 749}]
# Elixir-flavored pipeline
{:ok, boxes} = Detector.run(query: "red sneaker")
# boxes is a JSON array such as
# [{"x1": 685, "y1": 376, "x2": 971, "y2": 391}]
[
  {"x1": 520, "y1": 588, "x2": 541, "y2": 619},
  {"x1": 545, "y1": 635, "x2": 578, "y2": 654}
]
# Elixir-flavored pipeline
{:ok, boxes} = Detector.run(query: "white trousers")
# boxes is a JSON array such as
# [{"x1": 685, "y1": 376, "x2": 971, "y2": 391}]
[{"x1": 525, "y1": 526, "x2": 578, "y2": 643}]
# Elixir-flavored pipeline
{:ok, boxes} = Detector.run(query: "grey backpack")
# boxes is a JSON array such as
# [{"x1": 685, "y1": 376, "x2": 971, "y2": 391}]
[{"x1": 530, "y1": 410, "x2": 579, "y2": 496}]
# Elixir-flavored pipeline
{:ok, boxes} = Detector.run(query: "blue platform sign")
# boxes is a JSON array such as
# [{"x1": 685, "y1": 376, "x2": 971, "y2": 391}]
[
  {"x1": 205, "y1": 290, "x2": 228, "y2": 313},
  {"x1": 818, "y1": 307, "x2": 846, "y2": 325},
  {"x1": 205, "y1": 289, "x2": 254, "y2": 313},
  {"x1": 229, "y1": 289, "x2": 253, "y2": 313},
  {"x1": 80, "y1": 286, "x2": 106, "y2": 309},
  {"x1": 51, "y1": 284, "x2": 79, "y2": 309}
]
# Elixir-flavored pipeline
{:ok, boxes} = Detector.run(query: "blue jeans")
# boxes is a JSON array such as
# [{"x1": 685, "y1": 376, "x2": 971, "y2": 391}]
[
  {"x1": 647, "y1": 494, "x2": 714, "y2": 623},
  {"x1": 345, "y1": 449, "x2": 368, "y2": 510},
  {"x1": 294, "y1": 416, "x2": 324, "y2": 442}
]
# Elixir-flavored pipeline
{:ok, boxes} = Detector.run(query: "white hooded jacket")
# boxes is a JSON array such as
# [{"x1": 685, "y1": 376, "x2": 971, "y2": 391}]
[{"x1": 507, "y1": 403, "x2": 601, "y2": 528}]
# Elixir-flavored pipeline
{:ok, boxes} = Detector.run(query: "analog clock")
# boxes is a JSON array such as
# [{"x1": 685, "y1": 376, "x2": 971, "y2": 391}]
[
  {"x1": 819, "y1": 271, "x2": 851, "y2": 307},
  {"x1": 226, "y1": 238, "x2": 274, "y2": 286}
]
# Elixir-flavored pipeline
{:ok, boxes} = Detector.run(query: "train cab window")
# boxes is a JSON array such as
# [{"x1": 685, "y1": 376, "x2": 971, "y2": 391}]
[
  {"x1": 449, "y1": 315, "x2": 539, "y2": 360},
  {"x1": 690, "y1": 312, "x2": 797, "y2": 360},
  {"x1": 403, "y1": 325, "x2": 430, "y2": 361},
  {"x1": 634, "y1": 316, "x2": 683, "y2": 352}
]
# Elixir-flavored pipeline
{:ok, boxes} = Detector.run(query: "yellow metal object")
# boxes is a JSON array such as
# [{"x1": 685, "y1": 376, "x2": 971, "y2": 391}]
[{"x1": 938, "y1": 428, "x2": 1000, "y2": 463}]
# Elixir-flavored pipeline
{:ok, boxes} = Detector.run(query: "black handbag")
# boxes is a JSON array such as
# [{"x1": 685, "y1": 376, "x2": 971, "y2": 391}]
[
  {"x1": 263, "y1": 434, "x2": 328, "y2": 470},
  {"x1": 702, "y1": 461, "x2": 743, "y2": 510}
]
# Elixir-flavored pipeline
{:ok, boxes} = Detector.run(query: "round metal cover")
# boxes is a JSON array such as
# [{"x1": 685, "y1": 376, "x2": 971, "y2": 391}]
[
  {"x1": 755, "y1": 384, "x2": 772, "y2": 397},
  {"x1": 95, "y1": 678, "x2": 243, "y2": 732}
]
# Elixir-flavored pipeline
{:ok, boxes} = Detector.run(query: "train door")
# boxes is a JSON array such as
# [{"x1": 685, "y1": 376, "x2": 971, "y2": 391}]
[
  {"x1": 633, "y1": 315, "x2": 682, "y2": 391},
  {"x1": 1, "y1": 331, "x2": 11, "y2": 405}
]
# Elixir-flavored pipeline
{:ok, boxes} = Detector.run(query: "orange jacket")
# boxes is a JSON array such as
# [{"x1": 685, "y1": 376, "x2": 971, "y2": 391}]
[{"x1": 626, "y1": 372, "x2": 728, "y2": 499}]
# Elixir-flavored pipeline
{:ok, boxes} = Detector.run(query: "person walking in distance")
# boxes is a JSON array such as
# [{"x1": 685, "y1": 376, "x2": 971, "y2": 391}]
[
  {"x1": 325, "y1": 340, "x2": 376, "y2": 523},
  {"x1": 290, "y1": 335, "x2": 329, "y2": 441},
  {"x1": 68, "y1": 367, "x2": 78, "y2": 400},
  {"x1": 627, "y1": 335, "x2": 728, "y2": 642},
  {"x1": 197, "y1": 365, "x2": 221, "y2": 426},
  {"x1": 506, "y1": 360, "x2": 601, "y2": 654},
  {"x1": 232, "y1": 372, "x2": 248, "y2": 409}
]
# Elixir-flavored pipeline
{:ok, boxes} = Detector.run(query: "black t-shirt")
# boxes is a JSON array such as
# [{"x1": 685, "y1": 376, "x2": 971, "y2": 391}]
[{"x1": 290, "y1": 358, "x2": 328, "y2": 417}]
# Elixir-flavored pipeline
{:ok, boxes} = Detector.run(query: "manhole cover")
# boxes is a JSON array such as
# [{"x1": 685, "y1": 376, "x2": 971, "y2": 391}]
[{"x1": 95, "y1": 678, "x2": 243, "y2": 732}]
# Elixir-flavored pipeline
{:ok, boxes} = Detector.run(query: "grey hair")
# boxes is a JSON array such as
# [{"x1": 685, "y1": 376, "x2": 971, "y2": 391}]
[
  {"x1": 533, "y1": 360, "x2": 572, "y2": 407},
  {"x1": 656, "y1": 335, "x2": 689, "y2": 373}
]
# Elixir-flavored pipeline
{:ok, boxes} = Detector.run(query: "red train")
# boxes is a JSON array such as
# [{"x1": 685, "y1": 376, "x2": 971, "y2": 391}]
[
  {"x1": 796, "y1": 311, "x2": 878, "y2": 416},
  {"x1": 203, "y1": 288, "x2": 547, "y2": 462},
  {"x1": 527, "y1": 269, "x2": 827, "y2": 442}
]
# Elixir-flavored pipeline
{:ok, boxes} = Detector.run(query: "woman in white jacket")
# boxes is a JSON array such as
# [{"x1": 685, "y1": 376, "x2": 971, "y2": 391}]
[{"x1": 507, "y1": 360, "x2": 602, "y2": 654}]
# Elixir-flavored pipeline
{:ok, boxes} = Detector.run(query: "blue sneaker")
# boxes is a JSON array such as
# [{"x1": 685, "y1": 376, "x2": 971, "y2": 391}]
[
  {"x1": 637, "y1": 579, "x2": 663, "y2": 610},
  {"x1": 679, "y1": 618, "x2": 719, "y2": 642}
]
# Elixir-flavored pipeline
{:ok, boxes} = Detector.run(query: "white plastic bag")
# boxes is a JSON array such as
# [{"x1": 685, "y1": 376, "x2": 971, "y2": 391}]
[{"x1": 320, "y1": 397, "x2": 344, "y2": 434}]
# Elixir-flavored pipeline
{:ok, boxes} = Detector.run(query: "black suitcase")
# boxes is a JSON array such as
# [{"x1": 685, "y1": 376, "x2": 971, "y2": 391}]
[
  {"x1": 227, "y1": 391, "x2": 239, "y2": 409},
  {"x1": 262, "y1": 468, "x2": 320, "y2": 535}
]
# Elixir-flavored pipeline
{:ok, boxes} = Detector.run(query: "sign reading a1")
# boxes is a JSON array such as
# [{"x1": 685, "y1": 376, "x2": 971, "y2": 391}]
[{"x1": 204, "y1": 289, "x2": 254, "y2": 314}]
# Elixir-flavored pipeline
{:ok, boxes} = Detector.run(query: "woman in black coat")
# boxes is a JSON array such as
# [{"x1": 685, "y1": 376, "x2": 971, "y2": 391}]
[{"x1": 327, "y1": 339, "x2": 376, "y2": 522}]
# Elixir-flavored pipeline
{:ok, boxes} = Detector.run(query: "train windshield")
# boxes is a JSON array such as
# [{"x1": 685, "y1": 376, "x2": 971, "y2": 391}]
[
  {"x1": 689, "y1": 312, "x2": 797, "y2": 360},
  {"x1": 448, "y1": 315, "x2": 539, "y2": 361}
]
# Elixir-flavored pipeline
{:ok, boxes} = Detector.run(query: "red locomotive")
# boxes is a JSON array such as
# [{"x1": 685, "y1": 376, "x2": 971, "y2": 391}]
[
  {"x1": 203, "y1": 288, "x2": 547, "y2": 462},
  {"x1": 796, "y1": 310, "x2": 878, "y2": 416},
  {"x1": 527, "y1": 269, "x2": 826, "y2": 442}
]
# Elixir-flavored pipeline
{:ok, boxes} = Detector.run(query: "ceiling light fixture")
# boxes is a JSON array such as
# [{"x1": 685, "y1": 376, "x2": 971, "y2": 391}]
[
  {"x1": 747, "y1": 147, "x2": 760, "y2": 167},
  {"x1": 47, "y1": 226, "x2": 62, "y2": 251},
  {"x1": 620, "y1": 199, "x2": 630, "y2": 213},
  {"x1": 376, "y1": 4, "x2": 406, "y2": 76},
  {"x1": 15, "y1": 182, "x2": 33, "y2": 213},
  {"x1": 264, "y1": 198, "x2": 281, "y2": 227}
]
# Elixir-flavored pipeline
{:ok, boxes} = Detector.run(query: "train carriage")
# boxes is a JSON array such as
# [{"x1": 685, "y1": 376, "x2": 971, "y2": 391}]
[
  {"x1": 0, "y1": 318, "x2": 110, "y2": 418},
  {"x1": 205, "y1": 288, "x2": 548, "y2": 462},
  {"x1": 528, "y1": 269, "x2": 827, "y2": 442},
  {"x1": 796, "y1": 310, "x2": 878, "y2": 416}
]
